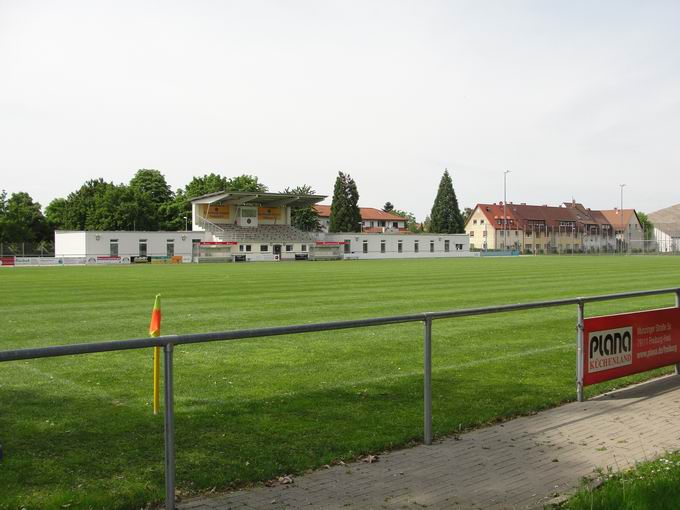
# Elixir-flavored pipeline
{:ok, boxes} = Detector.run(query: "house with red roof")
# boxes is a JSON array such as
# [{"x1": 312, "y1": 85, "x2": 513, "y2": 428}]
[
  {"x1": 464, "y1": 201, "x2": 642, "y2": 253},
  {"x1": 314, "y1": 205, "x2": 408, "y2": 233}
]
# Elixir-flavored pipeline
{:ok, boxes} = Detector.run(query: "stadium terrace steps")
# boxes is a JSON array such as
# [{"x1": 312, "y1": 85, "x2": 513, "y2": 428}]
[{"x1": 208, "y1": 224, "x2": 318, "y2": 243}]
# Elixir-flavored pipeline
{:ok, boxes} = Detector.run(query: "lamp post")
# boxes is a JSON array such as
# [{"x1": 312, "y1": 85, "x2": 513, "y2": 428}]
[
  {"x1": 619, "y1": 184, "x2": 626, "y2": 253},
  {"x1": 503, "y1": 170, "x2": 510, "y2": 250},
  {"x1": 183, "y1": 216, "x2": 188, "y2": 231}
]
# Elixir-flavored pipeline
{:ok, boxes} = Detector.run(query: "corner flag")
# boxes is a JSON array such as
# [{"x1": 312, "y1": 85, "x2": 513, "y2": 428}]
[{"x1": 149, "y1": 294, "x2": 161, "y2": 414}]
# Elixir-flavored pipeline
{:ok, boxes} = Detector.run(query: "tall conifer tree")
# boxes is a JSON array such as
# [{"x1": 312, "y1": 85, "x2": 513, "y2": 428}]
[
  {"x1": 329, "y1": 172, "x2": 362, "y2": 232},
  {"x1": 429, "y1": 169, "x2": 464, "y2": 233}
]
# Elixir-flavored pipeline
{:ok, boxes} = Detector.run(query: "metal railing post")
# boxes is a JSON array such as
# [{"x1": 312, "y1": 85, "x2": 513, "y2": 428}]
[
  {"x1": 423, "y1": 316, "x2": 433, "y2": 445},
  {"x1": 676, "y1": 291, "x2": 680, "y2": 376},
  {"x1": 163, "y1": 343, "x2": 176, "y2": 510},
  {"x1": 576, "y1": 300, "x2": 585, "y2": 402}
]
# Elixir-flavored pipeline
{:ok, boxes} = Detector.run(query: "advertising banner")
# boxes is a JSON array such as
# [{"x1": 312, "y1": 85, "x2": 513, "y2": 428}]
[
  {"x1": 205, "y1": 205, "x2": 230, "y2": 219},
  {"x1": 131, "y1": 256, "x2": 152, "y2": 263},
  {"x1": 15, "y1": 257, "x2": 64, "y2": 266},
  {"x1": 258, "y1": 207, "x2": 281, "y2": 220},
  {"x1": 63, "y1": 257, "x2": 87, "y2": 265},
  {"x1": 0, "y1": 257, "x2": 15, "y2": 266},
  {"x1": 583, "y1": 307, "x2": 680, "y2": 386}
]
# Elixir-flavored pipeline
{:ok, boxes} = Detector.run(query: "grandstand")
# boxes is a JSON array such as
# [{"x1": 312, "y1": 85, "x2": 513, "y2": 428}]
[{"x1": 52, "y1": 191, "x2": 473, "y2": 263}]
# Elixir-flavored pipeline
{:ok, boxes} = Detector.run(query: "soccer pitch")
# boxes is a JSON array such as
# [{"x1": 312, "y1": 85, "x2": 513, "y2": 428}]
[{"x1": 1, "y1": 256, "x2": 679, "y2": 509}]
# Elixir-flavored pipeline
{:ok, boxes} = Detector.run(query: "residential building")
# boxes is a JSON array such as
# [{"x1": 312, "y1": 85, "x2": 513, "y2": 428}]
[
  {"x1": 465, "y1": 201, "x2": 642, "y2": 253},
  {"x1": 314, "y1": 205, "x2": 407, "y2": 233}
]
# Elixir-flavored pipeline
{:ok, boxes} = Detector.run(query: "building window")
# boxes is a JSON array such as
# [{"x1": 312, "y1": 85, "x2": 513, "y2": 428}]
[
  {"x1": 483, "y1": 231, "x2": 487, "y2": 237},
  {"x1": 301, "y1": 244, "x2": 307, "y2": 252},
  {"x1": 285, "y1": 244, "x2": 293, "y2": 252},
  {"x1": 166, "y1": 240, "x2": 175, "y2": 257},
  {"x1": 245, "y1": 245, "x2": 252, "y2": 252},
  {"x1": 398, "y1": 240, "x2": 403, "y2": 253},
  {"x1": 139, "y1": 239, "x2": 147, "y2": 257},
  {"x1": 363, "y1": 240, "x2": 368, "y2": 254},
  {"x1": 455, "y1": 243, "x2": 463, "y2": 251},
  {"x1": 480, "y1": 219, "x2": 485, "y2": 224},
  {"x1": 379, "y1": 221, "x2": 386, "y2": 227},
  {"x1": 344, "y1": 240, "x2": 351, "y2": 254},
  {"x1": 414, "y1": 240, "x2": 419, "y2": 253},
  {"x1": 392, "y1": 222, "x2": 398, "y2": 228},
  {"x1": 469, "y1": 231, "x2": 475, "y2": 237},
  {"x1": 260, "y1": 244, "x2": 269, "y2": 252},
  {"x1": 110, "y1": 240, "x2": 118, "y2": 257},
  {"x1": 430, "y1": 240, "x2": 434, "y2": 252},
  {"x1": 239, "y1": 245, "x2": 244, "y2": 252},
  {"x1": 444, "y1": 240, "x2": 450, "y2": 252},
  {"x1": 381, "y1": 240, "x2": 386, "y2": 253},
  {"x1": 473, "y1": 219, "x2": 478, "y2": 225}
]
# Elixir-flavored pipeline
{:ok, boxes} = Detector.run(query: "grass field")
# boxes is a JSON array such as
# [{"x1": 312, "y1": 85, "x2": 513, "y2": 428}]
[
  {"x1": 1, "y1": 256, "x2": 679, "y2": 509},
  {"x1": 566, "y1": 451, "x2": 680, "y2": 510}
]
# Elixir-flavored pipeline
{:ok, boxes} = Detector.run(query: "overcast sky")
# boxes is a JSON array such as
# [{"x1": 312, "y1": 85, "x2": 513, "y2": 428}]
[{"x1": 1, "y1": 0, "x2": 679, "y2": 220}]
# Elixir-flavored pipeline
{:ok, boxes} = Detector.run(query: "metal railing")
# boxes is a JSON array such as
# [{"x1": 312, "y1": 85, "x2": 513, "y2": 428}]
[{"x1": 1, "y1": 287, "x2": 679, "y2": 509}]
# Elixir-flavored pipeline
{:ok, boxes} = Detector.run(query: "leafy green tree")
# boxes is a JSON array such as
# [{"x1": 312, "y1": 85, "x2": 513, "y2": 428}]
[
  {"x1": 329, "y1": 172, "x2": 361, "y2": 232},
  {"x1": 45, "y1": 198, "x2": 68, "y2": 230},
  {"x1": 226, "y1": 174, "x2": 268, "y2": 193},
  {"x1": 392, "y1": 209, "x2": 419, "y2": 233},
  {"x1": 429, "y1": 169, "x2": 464, "y2": 233},
  {"x1": 128, "y1": 169, "x2": 174, "y2": 230},
  {"x1": 129, "y1": 169, "x2": 172, "y2": 205},
  {"x1": 2, "y1": 192, "x2": 50, "y2": 242},
  {"x1": 283, "y1": 185, "x2": 321, "y2": 232},
  {"x1": 383, "y1": 201, "x2": 394, "y2": 212},
  {"x1": 637, "y1": 212, "x2": 654, "y2": 240}
]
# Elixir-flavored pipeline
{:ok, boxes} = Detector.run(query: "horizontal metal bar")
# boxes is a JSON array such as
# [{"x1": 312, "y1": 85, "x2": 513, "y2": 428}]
[{"x1": 1, "y1": 287, "x2": 678, "y2": 363}]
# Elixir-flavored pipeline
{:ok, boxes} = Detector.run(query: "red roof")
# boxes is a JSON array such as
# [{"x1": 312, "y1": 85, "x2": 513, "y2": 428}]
[
  {"x1": 314, "y1": 205, "x2": 406, "y2": 222},
  {"x1": 469, "y1": 202, "x2": 636, "y2": 231}
]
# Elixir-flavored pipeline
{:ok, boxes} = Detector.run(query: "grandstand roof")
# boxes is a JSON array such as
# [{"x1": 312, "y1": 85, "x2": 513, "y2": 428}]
[
  {"x1": 190, "y1": 191, "x2": 326, "y2": 207},
  {"x1": 314, "y1": 205, "x2": 406, "y2": 222}
]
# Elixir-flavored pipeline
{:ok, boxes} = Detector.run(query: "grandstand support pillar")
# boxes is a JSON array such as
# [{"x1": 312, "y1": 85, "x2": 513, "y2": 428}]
[
  {"x1": 676, "y1": 292, "x2": 680, "y2": 376},
  {"x1": 163, "y1": 343, "x2": 176, "y2": 510},
  {"x1": 423, "y1": 316, "x2": 433, "y2": 445},
  {"x1": 576, "y1": 301, "x2": 585, "y2": 402}
]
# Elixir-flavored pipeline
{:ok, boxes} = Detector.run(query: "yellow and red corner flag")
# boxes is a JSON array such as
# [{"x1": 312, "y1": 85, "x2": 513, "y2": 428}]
[{"x1": 149, "y1": 294, "x2": 161, "y2": 415}]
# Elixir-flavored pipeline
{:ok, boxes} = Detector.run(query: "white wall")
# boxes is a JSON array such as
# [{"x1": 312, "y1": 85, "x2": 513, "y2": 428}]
[
  {"x1": 55, "y1": 231, "x2": 87, "y2": 257},
  {"x1": 56, "y1": 231, "x2": 206, "y2": 259},
  {"x1": 322, "y1": 233, "x2": 474, "y2": 259}
]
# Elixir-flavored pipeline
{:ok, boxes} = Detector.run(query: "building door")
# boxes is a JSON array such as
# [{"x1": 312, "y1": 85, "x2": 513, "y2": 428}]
[{"x1": 273, "y1": 245, "x2": 282, "y2": 259}]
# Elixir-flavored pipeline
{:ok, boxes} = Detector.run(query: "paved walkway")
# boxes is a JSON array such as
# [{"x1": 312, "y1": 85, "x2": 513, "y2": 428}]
[{"x1": 180, "y1": 375, "x2": 680, "y2": 509}]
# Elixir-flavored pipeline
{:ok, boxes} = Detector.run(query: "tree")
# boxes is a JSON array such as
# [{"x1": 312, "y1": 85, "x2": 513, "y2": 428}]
[
  {"x1": 45, "y1": 198, "x2": 68, "y2": 230},
  {"x1": 462, "y1": 207, "x2": 473, "y2": 225},
  {"x1": 329, "y1": 172, "x2": 361, "y2": 232},
  {"x1": 226, "y1": 174, "x2": 268, "y2": 193},
  {"x1": 429, "y1": 169, "x2": 464, "y2": 233},
  {"x1": 283, "y1": 185, "x2": 321, "y2": 232},
  {"x1": 637, "y1": 212, "x2": 654, "y2": 241},
  {"x1": 129, "y1": 169, "x2": 174, "y2": 230},
  {"x1": 392, "y1": 209, "x2": 419, "y2": 233},
  {"x1": 1, "y1": 192, "x2": 50, "y2": 242},
  {"x1": 383, "y1": 201, "x2": 394, "y2": 212}
]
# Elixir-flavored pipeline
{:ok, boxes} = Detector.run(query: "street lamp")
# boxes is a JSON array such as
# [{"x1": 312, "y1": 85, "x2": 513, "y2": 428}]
[
  {"x1": 503, "y1": 170, "x2": 510, "y2": 250},
  {"x1": 183, "y1": 216, "x2": 188, "y2": 231}
]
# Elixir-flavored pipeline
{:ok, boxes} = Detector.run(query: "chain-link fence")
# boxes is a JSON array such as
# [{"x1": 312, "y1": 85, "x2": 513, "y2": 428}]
[{"x1": 0, "y1": 242, "x2": 55, "y2": 257}]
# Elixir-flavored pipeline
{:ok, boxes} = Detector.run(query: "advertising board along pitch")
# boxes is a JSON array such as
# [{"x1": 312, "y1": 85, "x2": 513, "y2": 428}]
[{"x1": 582, "y1": 307, "x2": 680, "y2": 386}]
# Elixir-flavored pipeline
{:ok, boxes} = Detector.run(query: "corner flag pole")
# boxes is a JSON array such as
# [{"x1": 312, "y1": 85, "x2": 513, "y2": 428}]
[{"x1": 149, "y1": 294, "x2": 162, "y2": 415}]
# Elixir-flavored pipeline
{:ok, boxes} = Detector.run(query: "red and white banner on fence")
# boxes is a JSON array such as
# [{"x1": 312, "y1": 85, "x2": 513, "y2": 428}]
[{"x1": 583, "y1": 307, "x2": 680, "y2": 386}]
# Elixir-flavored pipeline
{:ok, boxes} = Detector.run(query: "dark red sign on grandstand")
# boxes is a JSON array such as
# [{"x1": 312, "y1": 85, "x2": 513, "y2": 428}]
[
  {"x1": 0, "y1": 257, "x2": 15, "y2": 266},
  {"x1": 583, "y1": 307, "x2": 680, "y2": 386}
]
